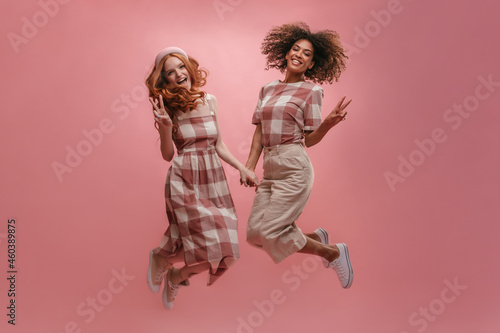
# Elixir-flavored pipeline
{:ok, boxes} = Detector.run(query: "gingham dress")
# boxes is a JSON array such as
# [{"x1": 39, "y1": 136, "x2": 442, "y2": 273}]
[{"x1": 155, "y1": 94, "x2": 239, "y2": 286}]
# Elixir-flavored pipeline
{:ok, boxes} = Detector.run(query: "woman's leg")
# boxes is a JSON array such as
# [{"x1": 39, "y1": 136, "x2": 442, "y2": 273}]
[
  {"x1": 248, "y1": 145, "x2": 313, "y2": 263},
  {"x1": 152, "y1": 248, "x2": 184, "y2": 271},
  {"x1": 298, "y1": 235, "x2": 340, "y2": 263},
  {"x1": 304, "y1": 232, "x2": 321, "y2": 242},
  {"x1": 166, "y1": 249, "x2": 184, "y2": 265},
  {"x1": 162, "y1": 261, "x2": 211, "y2": 310},
  {"x1": 299, "y1": 234, "x2": 353, "y2": 289},
  {"x1": 246, "y1": 179, "x2": 272, "y2": 248},
  {"x1": 150, "y1": 249, "x2": 185, "y2": 288},
  {"x1": 169, "y1": 262, "x2": 211, "y2": 285}
]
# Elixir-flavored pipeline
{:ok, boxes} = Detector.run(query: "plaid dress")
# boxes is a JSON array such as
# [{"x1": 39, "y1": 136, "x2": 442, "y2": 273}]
[{"x1": 154, "y1": 94, "x2": 238, "y2": 286}]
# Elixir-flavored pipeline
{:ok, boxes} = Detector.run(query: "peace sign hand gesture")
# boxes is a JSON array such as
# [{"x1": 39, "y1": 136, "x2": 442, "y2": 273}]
[
  {"x1": 149, "y1": 95, "x2": 172, "y2": 128},
  {"x1": 323, "y1": 96, "x2": 352, "y2": 129}
]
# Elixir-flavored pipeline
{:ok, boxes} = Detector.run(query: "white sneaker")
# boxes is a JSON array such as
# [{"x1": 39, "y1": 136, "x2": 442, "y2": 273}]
[
  {"x1": 313, "y1": 228, "x2": 330, "y2": 268},
  {"x1": 328, "y1": 243, "x2": 353, "y2": 289},
  {"x1": 313, "y1": 227, "x2": 329, "y2": 244},
  {"x1": 162, "y1": 268, "x2": 190, "y2": 310},
  {"x1": 162, "y1": 268, "x2": 179, "y2": 310}
]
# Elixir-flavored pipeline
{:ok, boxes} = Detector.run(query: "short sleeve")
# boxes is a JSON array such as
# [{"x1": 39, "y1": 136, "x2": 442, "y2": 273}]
[
  {"x1": 251, "y1": 87, "x2": 264, "y2": 125},
  {"x1": 205, "y1": 93, "x2": 217, "y2": 115},
  {"x1": 303, "y1": 86, "x2": 323, "y2": 132}
]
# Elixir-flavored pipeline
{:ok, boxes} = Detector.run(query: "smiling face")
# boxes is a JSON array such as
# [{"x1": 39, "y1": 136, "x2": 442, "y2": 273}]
[
  {"x1": 162, "y1": 55, "x2": 192, "y2": 90},
  {"x1": 285, "y1": 39, "x2": 315, "y2": 75}
]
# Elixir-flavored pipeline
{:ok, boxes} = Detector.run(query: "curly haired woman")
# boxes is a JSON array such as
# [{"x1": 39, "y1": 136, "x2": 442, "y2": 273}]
[
  {"x1": 245, "y1": 22, "x2": 354, "y2": 288},
  {"x1": 145, "y1": 47, "x2": 258, "y2": 309}
]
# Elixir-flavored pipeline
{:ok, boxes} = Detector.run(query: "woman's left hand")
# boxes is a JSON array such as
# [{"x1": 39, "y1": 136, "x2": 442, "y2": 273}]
[
  {"x1": 240, "y1": 168, "x2": 259, "y2": 188},
  {"x1": 323, "y1": 96, "x2": 352, "y2": 128}
]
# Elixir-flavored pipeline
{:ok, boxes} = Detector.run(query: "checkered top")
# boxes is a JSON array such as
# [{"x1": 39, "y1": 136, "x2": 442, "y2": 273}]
[
  {"x1": 252, "y1": 80, "x2": 323, "y2": 147},
  {"x1": 173, "y1": 112, "x2": 216, "y2": 154}
]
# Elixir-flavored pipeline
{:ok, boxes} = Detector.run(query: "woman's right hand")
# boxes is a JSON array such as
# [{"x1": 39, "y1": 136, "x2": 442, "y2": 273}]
[{"x1": 149, "y1": 95, "x2": 172, "y2": 128}]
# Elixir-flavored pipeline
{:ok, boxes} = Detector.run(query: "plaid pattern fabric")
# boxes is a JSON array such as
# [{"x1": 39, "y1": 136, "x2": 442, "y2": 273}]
[
  {"x1": 252, "y1": 80, "x2": 323, "y2": 147},
  {"x1": 155, "y1": 94, "x2": 239, "y2": 286}
]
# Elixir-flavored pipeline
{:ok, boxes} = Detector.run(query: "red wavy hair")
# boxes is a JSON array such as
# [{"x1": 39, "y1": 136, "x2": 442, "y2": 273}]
[{"x1": 145, "y1": 53, "x2": 208, "y2": 118}]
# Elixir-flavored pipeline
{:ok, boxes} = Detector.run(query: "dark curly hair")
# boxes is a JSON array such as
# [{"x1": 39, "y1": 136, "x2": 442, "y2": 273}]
[{"x1": 261, "y1": 22, "x2": 347, "y2": 84}]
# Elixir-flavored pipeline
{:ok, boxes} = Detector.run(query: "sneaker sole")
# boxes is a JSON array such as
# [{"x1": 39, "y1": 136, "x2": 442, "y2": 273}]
[
  {"x1": 314, "y1": 227, "x2": 329, "y2": 245},
  {"x1": 338, "y1": 243, "x2": 353, "y2": 289},
  {"x1": 314, "y1": 228, "x2": 330, "y2": 268},
  {"x1": 147, "y1": 250, "x2": 161, "y2": 293},
  {"x1": 162, "y1": 269, "x2": 175, "y2": 310}
]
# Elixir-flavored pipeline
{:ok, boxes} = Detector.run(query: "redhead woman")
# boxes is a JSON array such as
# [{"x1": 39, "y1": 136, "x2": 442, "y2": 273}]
[
  {"x1": 145, "y1": 47, "x2": 258, "y2": 309},
  {"x1": 245, "y1": 23, "x2": 354, "y2": 288}
]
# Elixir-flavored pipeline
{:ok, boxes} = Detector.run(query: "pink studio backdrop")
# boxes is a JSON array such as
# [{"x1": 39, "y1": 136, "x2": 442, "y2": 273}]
[{"x1": 1, "y1": 0, "x2": 499, "y2": 332}]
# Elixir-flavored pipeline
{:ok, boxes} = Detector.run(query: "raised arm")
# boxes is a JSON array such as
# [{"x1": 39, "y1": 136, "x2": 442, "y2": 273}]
[
  {"x1": 150, "y1": 96, "x2": 175, "y2": 161},
  {"x1": 304, "y1": 96, "x2": 351, "y2": 147}
]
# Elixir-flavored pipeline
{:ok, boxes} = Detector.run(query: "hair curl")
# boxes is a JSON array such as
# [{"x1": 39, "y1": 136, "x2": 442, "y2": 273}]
[
  {"x1": 145, "y1": 53, "x2": 208, "y2": 118},
  {"x1": 261, "y1": 22, "x2": 347, "y2": 84}
]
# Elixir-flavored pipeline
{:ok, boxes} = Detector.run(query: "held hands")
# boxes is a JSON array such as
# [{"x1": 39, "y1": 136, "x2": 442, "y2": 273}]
[
  {"x1": 240, "y1": 167, "x2": 259, "y2": 189},
  {"x1": 149, "y1": 95, "x2": 172, "y2": 128},
  {"x1": 323, "y1": 96, "x2": 352, "y2": 129}
]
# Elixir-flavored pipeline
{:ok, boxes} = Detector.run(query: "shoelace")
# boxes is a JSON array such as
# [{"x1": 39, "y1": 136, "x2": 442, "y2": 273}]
[
  {"x1": 332, "y1": 260, "x2": 347, "y2": 279},
  {"x1": 155, "y1": 269, "x2": 167, "y2": 284},
  {"x1": 167, "y1": 279, "x2": 180, "y2": 299}
]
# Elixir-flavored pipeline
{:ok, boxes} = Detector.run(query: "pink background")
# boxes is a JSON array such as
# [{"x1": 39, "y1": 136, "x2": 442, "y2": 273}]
[{"x1": 1, "y1": 0, "x2": 499, "y2": 332}]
